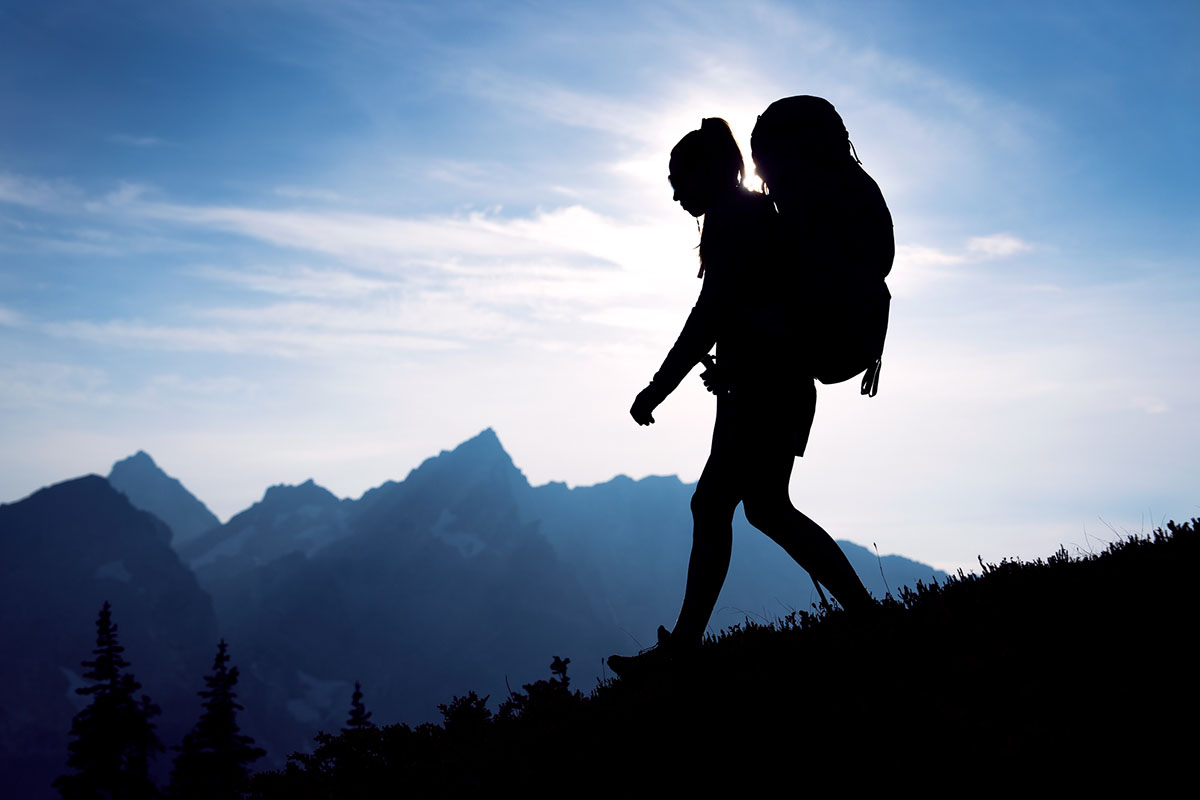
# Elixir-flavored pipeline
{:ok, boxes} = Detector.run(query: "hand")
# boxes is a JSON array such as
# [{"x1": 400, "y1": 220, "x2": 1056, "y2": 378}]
[
  {"x1": 630, "y1": 385, "x2": 660, "y2": 426},
  {"x1": 699, "y1": 355, "x2": 731, "y2": 395}
]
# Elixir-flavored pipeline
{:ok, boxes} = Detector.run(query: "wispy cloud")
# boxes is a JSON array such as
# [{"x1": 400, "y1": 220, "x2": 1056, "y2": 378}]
[
  {"x1": 107, "y1": 134, "x2": 172, "y2": 148},
  {"x1": 132, "y1": 202, "x2": 584, "y2": 267},
  {"x1": 109, "y1": 193, "x2": 696, "y2": 297},
  {"x1": 38, "y1": 168, "x2": 1043, "y2": 362},
  {"x1": 192, "y1": 265, "x2": 396, "y2": 299},
  {"x1": 273, "y1": 186, "x2": 345, "y2": 203},
  {"x1": 967, "y1": 233, "x2": 1033, "y2": 259},
  {"x1": 1132, "y1": 395, "x2": 1169, "y2": 415},
  {"x1": 888, "y1": 233, "x2": 1037, "y2": 298},
  {"x1": 0, "y1": 359, "x2": 261, "y2": 414},
  {"x1": 0, "y1": 172, "x2": 81, "y2": 210},
  {"x1": 97, "y1": 182, "x2": 152, "y2": 207},
  {"x1": 21, "y1": 181, "x2": 707, "y2": 360},
  {"x1": 0, "y1": 304, "x2": 23, "y2": 326},
  {"x1": 0, "y1": 361, "x2": 114, "y2": 409},
  {"x1": 41, "y1": 318, "x2": 464, "y2": 358}
]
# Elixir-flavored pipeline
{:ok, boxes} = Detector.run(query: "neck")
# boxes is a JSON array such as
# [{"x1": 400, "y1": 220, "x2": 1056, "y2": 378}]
[{"x1": 709, "y1": 184, "x2": 741, "y2": 209}]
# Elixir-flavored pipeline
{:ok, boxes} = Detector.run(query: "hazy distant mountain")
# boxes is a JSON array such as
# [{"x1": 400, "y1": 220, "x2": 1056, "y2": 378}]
[
  {"x1": 178, "y1": 478, "x2": 351, "y2": 583},
  {"x1": 181, "y1": 428, "x2": 945, "y2": 764},
  {"x1": 2, "y1": 431, "x2": 948, "y2": 790},
  {"x1": 525, "y1": 467, "x2": 946, "y2": 644},
  {"x1": 0, "y1": 476, "x2": 218, "y2": 799},
  {"x1": 195, "y1": 430, "x2": 610, "y2": 763},
  {"x1": 108, "y1": 451, "x2": 220, "y2": 546}
]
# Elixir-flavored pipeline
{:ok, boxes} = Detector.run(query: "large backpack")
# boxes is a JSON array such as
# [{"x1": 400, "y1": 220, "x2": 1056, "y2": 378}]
[{"x1": 751, "y1": 96, "x2": 894, "y2": 396}]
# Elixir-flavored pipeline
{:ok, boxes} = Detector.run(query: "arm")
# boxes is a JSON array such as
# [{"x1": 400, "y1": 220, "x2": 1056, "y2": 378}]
[{"x1": 630, "y1": 274, "x2": 722, "y2": 425}]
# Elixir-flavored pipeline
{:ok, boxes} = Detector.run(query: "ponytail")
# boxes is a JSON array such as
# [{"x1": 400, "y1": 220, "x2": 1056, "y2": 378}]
[
  {"x1": 671, "y1": 117, "x2": 745, "y2": 189},
  {"x1": 670, "y1": 117, "x2": 749, "y2": 279},
  {"x1": 699, "y1": 117, "x2": 744, "y2": 187}
]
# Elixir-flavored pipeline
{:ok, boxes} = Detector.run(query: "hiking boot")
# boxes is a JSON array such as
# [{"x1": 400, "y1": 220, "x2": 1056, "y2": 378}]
[{"x1": 607, "y1": 625, "x2": 675, "y2": 678}]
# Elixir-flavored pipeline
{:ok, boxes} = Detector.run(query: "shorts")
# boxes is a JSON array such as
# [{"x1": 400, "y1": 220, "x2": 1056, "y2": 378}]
[{"x1": 710, "y1": 379, "x2": 817, "y2": 460}]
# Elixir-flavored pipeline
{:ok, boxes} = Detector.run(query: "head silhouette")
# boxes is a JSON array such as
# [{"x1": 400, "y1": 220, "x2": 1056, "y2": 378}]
[
  {"x1": 669, "y1": 117, "x2": 745, "y2": 218},
  {"x1": 751, "y1": 95, "x2": 854, "y2": 196}
]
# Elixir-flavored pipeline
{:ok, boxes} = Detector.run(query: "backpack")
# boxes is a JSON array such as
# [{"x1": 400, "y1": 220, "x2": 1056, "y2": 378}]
[{"x1": 751, "y1": 96, "x2": 894, "y2": 396}]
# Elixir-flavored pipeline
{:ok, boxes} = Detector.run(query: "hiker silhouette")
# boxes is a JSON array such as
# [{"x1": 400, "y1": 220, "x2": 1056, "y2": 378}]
[{"x1": 612, "y1": 101, "x2": 891, "y2": 676}]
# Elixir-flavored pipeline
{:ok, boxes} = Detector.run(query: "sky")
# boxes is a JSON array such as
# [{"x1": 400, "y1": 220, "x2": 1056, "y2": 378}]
[{"x1": 1, "y1": 0, "x2": 1197, "y2": 572}]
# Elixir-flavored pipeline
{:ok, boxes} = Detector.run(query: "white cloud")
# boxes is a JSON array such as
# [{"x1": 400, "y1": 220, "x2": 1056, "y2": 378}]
[
  {"x1": 0, "y1": 305, "x2": 22, "y2": 326},
  {"x1": 273, "y1": 186, "x2": 345, "y2": 203},
  {"x1": 888, "y1": 234, "x2": 1040, "y2": 298},
  {"x1": 96, "y1": 182, "x2": 152, "y2": 208},
  {"x1": 0, "y1": 361, "x2": 114, "y2": 409},
  {"x1": 41, "y1": 319, "x2": 464, "y2": 357},
  {"x1": 108, "y1": 134, "x2": 170, "y2": 148},
  {"x1": 967, "y1": 233, "x2": 1033, "y2": 259},
  {"x1": 895, "y1": 244, "x2": 965, "y2": 267},
  {"x1": 0, "y1": 173, "x2": 80, "y2": 210},
  {"x1": 133, "y1": 202, "x2": 582, "y2": 267},
  {"x1": 20, "y1": 183, "x2": 714, "y2": 362},
  {"x1": 192, "y1": 265, "x2": 396, "y2": 299},
  {"x1": 71, "y1": 193, "x2": 707, "y2": 358},
  {"x1": 448, "y1": 0, "x2": 1043, "y2": 218},
  {"x1": 198, "y1": 294, "x2": 530, "y2": 344},
  {"x1": 1132, "y1": 396, "x2": 1169, "y2": 414},
  {"x1": 143, "y1": 373, "x2": 260, "y2": 399},
  {"x1": 888, "y1": 243, "x2": 964, "y2": 298}
]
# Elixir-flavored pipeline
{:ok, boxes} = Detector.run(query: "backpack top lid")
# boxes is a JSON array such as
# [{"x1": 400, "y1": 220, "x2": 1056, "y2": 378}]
[{"x1": 751, "y1": 95, "x2": 855, "y2": 177}]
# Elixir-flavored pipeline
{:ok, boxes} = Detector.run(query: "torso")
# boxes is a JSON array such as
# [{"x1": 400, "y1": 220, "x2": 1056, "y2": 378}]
[{"x1": 700, "y1": 189, "x2": 803, "y2": 393}]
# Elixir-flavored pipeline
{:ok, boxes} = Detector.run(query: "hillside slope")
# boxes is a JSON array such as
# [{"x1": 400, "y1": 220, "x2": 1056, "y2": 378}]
[{"x1": 251, "y1": 518, "x2": 1199, "y2": 793}]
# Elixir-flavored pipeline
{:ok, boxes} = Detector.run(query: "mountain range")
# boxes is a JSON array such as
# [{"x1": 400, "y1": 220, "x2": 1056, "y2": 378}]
[{"x1": 0, "y1": 429, "x2": 945, "y2": 797}]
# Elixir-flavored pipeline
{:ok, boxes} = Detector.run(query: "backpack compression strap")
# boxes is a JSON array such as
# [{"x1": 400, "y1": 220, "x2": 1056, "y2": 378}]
[{"x1": 861, "y1": 357, "x2": 882, "y2": 397}]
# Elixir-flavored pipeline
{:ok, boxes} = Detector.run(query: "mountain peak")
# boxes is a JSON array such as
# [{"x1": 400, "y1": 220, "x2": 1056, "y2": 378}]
[
  {"x1": 112, "y1": 450, "x2": 159, "y2": 473},
  {"x1": 260, "y1": 479, "x2": 340, "y2": 508},
  {"x1": 427, "y1": 427, "x2": 522, "y2": 476},
  {"x1": 452, "y1": 427, "x2": 506, "y2": 456},
  {"x1": 107, "y1": 452, "x2": 219, "y2": 546},
  {"x1": 1, "y1": 474, "x2": 170, "y2": 545}
]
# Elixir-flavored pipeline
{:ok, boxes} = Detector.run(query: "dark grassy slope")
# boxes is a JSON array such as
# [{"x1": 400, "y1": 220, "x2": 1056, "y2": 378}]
[{"x1": 250, "y1": 519, "x2": 1198, "y2": 795}]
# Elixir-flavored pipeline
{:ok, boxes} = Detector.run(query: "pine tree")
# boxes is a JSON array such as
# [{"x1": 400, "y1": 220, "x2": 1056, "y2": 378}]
[
  {"x1": 167, "y1": 640, "x2": 265, "y2": 800},
  {"x1": 54, "y1": 600, "x2": 163, "y2": 799},
  {"x1": 343, "y1": 681, "x2": 375, "y2": 733}
]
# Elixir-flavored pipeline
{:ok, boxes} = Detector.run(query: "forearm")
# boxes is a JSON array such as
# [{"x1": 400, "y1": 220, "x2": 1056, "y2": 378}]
[{"x1": 646, "y1": 303, "x2": 717, "y2": 402}]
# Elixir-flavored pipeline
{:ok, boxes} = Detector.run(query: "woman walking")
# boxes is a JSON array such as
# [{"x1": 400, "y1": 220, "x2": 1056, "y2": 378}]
[{"x1": 609, "y1": 112, "x2": 878, "y2": 676}]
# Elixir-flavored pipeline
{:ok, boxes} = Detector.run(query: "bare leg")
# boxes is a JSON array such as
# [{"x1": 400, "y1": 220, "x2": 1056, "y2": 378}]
[
  {"x1": 672, "y1": 450, "x2": 741, "y2": 645},
  {"x1": 743, "y1": 451, "x2": 874, "y2": 613},
  {"x1": 756, "y1": 504, "x2": 874, "y2": 612}
]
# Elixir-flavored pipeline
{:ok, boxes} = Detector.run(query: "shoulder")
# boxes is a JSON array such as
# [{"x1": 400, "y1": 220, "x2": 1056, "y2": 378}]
[
  {"x1": 701, "y1": 191, "x2": 778, "y2": 272},
  {"x1": 735, "y1": 187, "x2": 776, "y2": 216},
  {"x1": 707, "y1": 189, "x2": 775, "y2": 232}
]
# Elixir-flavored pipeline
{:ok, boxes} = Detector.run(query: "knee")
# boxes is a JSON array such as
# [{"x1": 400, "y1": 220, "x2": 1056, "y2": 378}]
[
  {"x1": 691, "y1": 486, "x2": 734, "y2": 520},
  {"x1": 690, "y1": 490, "x2": 737, "y2": 550},
  {"x1": 742, "y1": 495, "x2": 793, "y2": 533}
]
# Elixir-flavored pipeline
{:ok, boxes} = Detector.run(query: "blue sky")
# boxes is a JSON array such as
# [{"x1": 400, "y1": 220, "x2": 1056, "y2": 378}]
[{"x1": 1, "y1": 0, "x2": 1197, "y2": 571}]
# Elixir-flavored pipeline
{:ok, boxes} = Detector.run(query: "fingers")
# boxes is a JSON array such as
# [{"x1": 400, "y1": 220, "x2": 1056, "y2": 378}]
[{"x1": 630, "y1": 408, "x2": 655, "y2": 425}]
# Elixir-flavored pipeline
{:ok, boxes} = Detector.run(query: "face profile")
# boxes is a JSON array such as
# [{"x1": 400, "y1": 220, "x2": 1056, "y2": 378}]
[
  {"x1": 665, "y1": 119, "x2": 745, "y2": 222},
  {"x1": 668, "y1": 156, "x2": 711, "y2": 218}
]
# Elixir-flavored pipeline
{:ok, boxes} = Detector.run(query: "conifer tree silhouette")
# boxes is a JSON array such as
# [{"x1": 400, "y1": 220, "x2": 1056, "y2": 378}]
[
  {"x1": 167, "y1": 639, "x2": 264, "y2": 800},
  {"x1": 344, "y1": 680, "x2": 375, "y2": 732},
  {"x1": 54, "y1": 601, "x2": 162, "y2": 799},
  {"x1": 279, "y1": 679, "x2": 382, "y2": 794}
]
